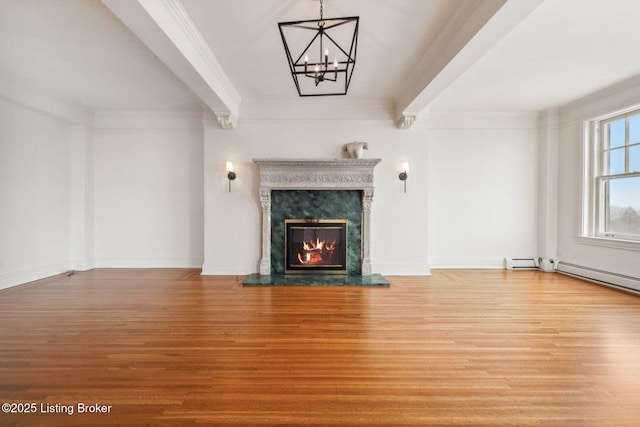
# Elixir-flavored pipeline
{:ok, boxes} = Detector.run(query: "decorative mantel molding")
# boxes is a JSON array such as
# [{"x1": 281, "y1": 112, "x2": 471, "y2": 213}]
[
  {"x1": 254, "y1": 159, "x2": 380, "y2": 189},
  {"x1": 253, "y1": 159, "x2": 381, "y2": 275}
]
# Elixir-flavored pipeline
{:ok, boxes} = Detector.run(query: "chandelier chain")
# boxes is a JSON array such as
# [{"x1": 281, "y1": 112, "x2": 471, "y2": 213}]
[{"x1": 320, "y1": 0, "x2": 323, "y2": 20}]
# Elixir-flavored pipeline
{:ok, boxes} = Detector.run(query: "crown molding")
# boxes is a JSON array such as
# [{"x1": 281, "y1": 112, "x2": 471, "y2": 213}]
[
  {"x1": 559, "y1": 73, "x2": 640, "y2": 125},
  {"x1": 425, "y1": 110, "x2": 538, "y2": 130},
  {"x1": 241, "y1": 98, "x2": 394, "y2": 121},
  {"x1": 0, "y1": 76, "x2": 93, "y2": 126},
  {"x1": 93, "y1": 110, "x2": 204, "y2": 130}
]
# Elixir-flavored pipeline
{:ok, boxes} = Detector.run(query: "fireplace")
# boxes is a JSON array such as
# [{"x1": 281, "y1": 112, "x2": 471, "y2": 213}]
[
  {"x1": 285, "y1": 219, "x2": 347, "y2": 274},
  {"x1": 252, "y1": 158, "x2": 381, "y2": 276}
]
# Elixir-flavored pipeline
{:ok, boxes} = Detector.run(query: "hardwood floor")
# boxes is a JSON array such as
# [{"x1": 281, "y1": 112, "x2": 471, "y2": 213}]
[{"x1": 1, "y1": 269, "x2": 639, "y2": 426}]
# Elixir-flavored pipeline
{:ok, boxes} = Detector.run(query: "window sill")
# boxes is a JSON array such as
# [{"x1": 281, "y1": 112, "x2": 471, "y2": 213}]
[{"x1": 576, "y1": 236, "x2": 640, "y2": 252}]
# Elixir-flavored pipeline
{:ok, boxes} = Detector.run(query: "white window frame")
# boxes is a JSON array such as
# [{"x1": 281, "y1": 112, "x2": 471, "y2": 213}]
[{"x1": 582, "y1": 104, "x2": 640, "y2": 248}]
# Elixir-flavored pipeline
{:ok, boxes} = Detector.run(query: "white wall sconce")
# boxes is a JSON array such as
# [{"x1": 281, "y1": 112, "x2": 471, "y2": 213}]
[
  {"x1": 226, "y1": 161, "x2": 236, "y2": 192},
  {"x1": 399, "y1": 162, "x2": 409, "y2": 193}
]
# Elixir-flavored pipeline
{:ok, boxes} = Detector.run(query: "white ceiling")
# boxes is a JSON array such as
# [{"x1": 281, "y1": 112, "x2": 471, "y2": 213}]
[
  {"x1": 0, "y1": 0, "x2": 201, "y2": 112},
  {"x1": 180, "y1": 0, "x2": 462, "y2": 102},
  {"x1": 1, "y1": 0, "x2": 640, "y2": 124},
  {"x1": 429, "y1": 0, "x2": 640, "y2": 112}
]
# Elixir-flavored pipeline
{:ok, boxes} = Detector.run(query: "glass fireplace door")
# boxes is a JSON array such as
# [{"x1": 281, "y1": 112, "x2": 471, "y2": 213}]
[{"x1": 285, "y1": 219, "x2": 347, "y2": 274}]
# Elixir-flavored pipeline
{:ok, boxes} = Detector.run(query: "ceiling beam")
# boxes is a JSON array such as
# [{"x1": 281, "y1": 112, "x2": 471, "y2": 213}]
[
  {"x1": 102, "y1": 0, "x2": 241, "y2": 129},
  {"x1": 394, "y1": 0, "x2": 544, "y2": 129}
]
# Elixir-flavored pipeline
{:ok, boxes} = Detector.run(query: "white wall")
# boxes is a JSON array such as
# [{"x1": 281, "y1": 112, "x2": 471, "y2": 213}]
[
  {"x1": 0, "y1": 102, "x2": 541, "y2": 287},
  {"x1": 93, "y1": 113, "x2": 204, "y2": 268},
  {"x1": 427, "y1": 113, "x2": 539, "y2": 268},
  {"x1": 70, "y1": 124, "x2": 95, "y2": 271},
  {"x1": 0, "y1": 108, "x2": 205, "y2": 289},
  {"x1": 202, "y1": 112, "x2": 538, "y2": 275},
  {"x1": 556, "y1": 76, "x2": 640, "y2": 281},
  {"x1": 203, "y1": 119, "x2": 429, "y2": 275},
  {"x1": 537, "y1": 109, "x2": 559, "y2": 260},
  {"x1": 0, "y1": 99, "x2": 72, "y2": 289}
]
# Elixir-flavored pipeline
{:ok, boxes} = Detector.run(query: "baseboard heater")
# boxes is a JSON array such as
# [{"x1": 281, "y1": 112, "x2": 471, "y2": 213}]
[
  {"x1": 558, "y1": 262, "x2": 640, "y2": 294},
  {"x1": 504, "y1": 257, "x2": 538, "y2": 270}
]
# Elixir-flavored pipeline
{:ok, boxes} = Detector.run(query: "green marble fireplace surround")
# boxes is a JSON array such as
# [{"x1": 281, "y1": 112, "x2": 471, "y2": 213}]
[
  {"x1": 271, "y1": 190, "x2": 362, "y2": 275},
  {"x1": 253, "y1": 159, "x2": 381, "y2": 278}
]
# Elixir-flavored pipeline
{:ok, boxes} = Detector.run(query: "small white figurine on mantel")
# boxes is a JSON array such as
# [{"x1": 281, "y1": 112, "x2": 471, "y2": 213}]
[{"x1": 343, "y1": 141, "x2": 368, "y2": 159}]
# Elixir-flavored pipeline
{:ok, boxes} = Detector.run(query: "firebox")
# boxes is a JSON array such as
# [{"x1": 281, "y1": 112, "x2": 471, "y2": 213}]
[{"x1": 285, "y1": 219, "x2": 348, "y2": 274}]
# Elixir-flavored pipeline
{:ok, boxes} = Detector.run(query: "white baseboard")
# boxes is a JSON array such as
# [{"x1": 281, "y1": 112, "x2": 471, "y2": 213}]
[
  {"x1": 69, "y1": 259, "x2": 95, "y2": 272},
  {"x1": 0, "y1": 262, "x2": 69, "y2": 291},
  {"x1": 94, "y1": 257, "x2": 204, "y2": 269},
  {"x1": 201, "y1": 262, "x2": 253, "y2": 276},
  {"x1": 429, "y1": 258, "x2": 504, "y2": 269},
  {"x1": 372, "y1": 263, "x2": 431, "y2": 276},
  {"x1": 558, "y1": 262, "x2": 640, "y2": 294}
]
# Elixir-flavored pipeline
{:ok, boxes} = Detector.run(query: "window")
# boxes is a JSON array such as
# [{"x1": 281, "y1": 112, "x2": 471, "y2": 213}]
[{"x1": 586, "y1": 108, "x2": 640, "y2": 242}]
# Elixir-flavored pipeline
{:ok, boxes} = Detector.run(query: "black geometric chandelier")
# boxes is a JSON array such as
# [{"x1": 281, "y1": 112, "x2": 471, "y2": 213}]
[{"x1": 278, "y1": 0, "x2": 359, "y2": 96}]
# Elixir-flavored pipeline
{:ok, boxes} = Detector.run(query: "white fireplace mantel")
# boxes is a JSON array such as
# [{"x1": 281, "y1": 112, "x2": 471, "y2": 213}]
[{"x1": 253, "y1": 158, "x2": 381, "y2": 276}]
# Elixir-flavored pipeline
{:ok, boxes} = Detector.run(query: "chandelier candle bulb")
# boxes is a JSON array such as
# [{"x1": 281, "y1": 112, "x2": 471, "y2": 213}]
[
  {"x1": 304, "y1": 55, "x2": 308, "y2": 73},
  {"x1": 324, "y1": 48, "x2": 329, "y2": 68}
]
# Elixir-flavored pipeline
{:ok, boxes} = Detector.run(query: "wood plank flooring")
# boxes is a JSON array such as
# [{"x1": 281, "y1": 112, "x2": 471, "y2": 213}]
[{"x1": 1, "y1": 269, "x2": 639, "y2": 426}]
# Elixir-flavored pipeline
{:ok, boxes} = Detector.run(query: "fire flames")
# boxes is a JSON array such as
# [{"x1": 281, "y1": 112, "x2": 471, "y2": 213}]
[{"x1": 296, "y1": 238, "x2": 336, "y2": 265}]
